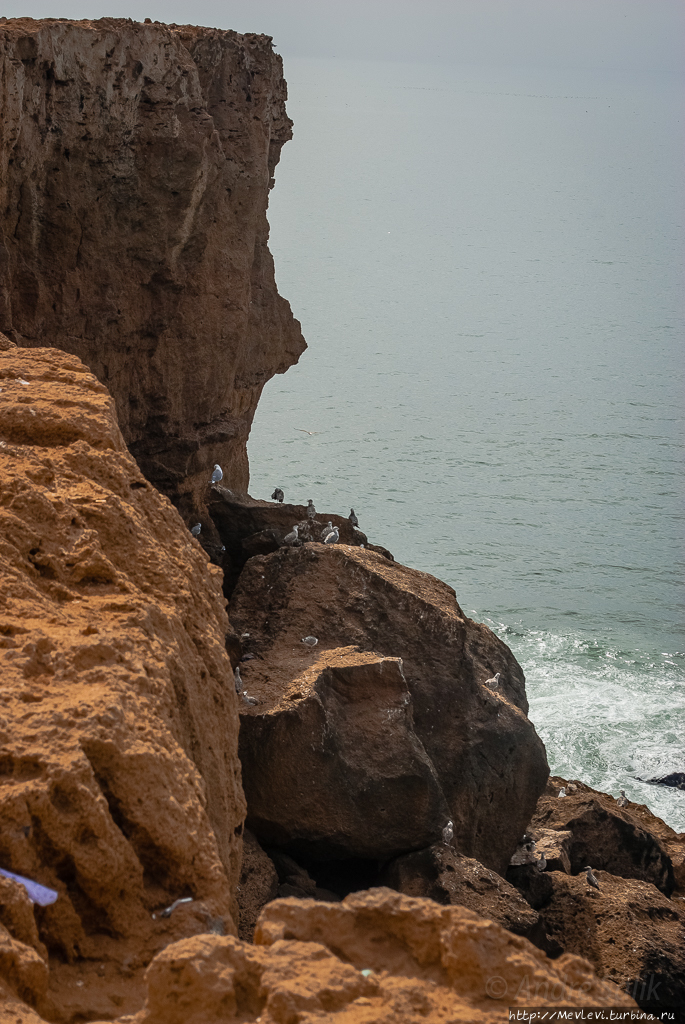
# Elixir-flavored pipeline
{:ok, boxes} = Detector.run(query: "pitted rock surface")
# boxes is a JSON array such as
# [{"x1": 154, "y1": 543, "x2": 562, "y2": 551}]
[
  {"x1": 87, "y1": 889, "x2": 636, "y2": 1024},
  {"x1": 0, "y1": 347, "x2": 245, "y2": 1021}
]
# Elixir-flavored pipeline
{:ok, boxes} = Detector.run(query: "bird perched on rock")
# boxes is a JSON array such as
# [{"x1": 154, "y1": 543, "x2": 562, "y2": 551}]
[
  {"x1": 242, "y1": 691, "x2": 258, "y2": 706},
  {"x1": 349, "y1": 508, "x2": 359, "y2": 527},
  {"x1": 616, "y1": 790, "x2": 628, "y2": 807},
  {"x1": 301, "y1": 636, "x2": 318, "y2": 647},
  {"x1": 442, "y1": 820, "x2": 454, "y2": 846},
  {"x1": 320, "y1": 521, "x2": 334, "y2": 541},
  {"x1": 272, "y1": 487, "x2": 284, "y2": 503},
  {"x1": 537, "y1": 852, "x2": 547, "y2": 872},
  {"x1": 584, "y1": 865, "x2": 600, "y2": 891},
  {"x1": 484, "y1": 672, "x2": 501, "y2": 688},
  {"x1": 558, "y1": 787, "x2": 566, "y2": 798},
  {"x1": 190, "y1": 523, "x2": 201, "y2": 537},
  {"x1": 323, "y1": 526, "x2": 339, "y2": 545},
  {"x1": 283, "y1": 525, "x2": 299, "y2": 546},
  {"x1": 211, "y1": 464, "x2": 223, "y2": 484},
  {"x1": 234, "y1": 666, "x2": 242, "y2": 694},
  {"x1": 307, "y1": 499, "x2": 316, "y2": 519}
]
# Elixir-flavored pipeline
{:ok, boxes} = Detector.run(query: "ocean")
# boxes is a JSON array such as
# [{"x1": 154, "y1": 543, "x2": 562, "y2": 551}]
[{"x1": 247, "y1": 56, "x2": 685, "y2": 831}]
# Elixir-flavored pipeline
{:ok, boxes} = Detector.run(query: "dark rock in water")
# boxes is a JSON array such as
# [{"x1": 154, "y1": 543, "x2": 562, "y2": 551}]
[
  {"x1": 230, "y1": 543, "x2": 549, "y2": 874},
  {"x1": 530, "y1": 776, "x2": 675, "y2": 896},
  {"x1": 641, "y1": 772, "x2": 685, "y2": 791}
]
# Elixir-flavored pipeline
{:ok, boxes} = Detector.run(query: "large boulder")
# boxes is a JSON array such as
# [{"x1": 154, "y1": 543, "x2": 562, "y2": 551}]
[
  {"x1": 0, "y1": 18, "x2": 305, "y2": 510},
  {"x1": 230, "y1": 543, "x2": 549, "y2": 873},
  {"x1": 0, "y1": 347, "x2": 245, "y2": 1020},
  {"x1": 238, "y1": 651, "x2": 450, "y2": 860}
]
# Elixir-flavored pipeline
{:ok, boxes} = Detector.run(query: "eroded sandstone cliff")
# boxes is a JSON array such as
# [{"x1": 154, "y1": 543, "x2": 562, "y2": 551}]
[
  {"x1": 0, "y1": 17, "x2": 305, "y2": 512},
  {"x1": 0, "y1": 343, "x2": 245, "y2": 1021}
]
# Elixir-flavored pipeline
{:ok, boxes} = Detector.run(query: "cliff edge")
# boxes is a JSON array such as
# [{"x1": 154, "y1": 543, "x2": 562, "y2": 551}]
[{"x1": 0, "y1": 17, "x2": 305, "y2": 513}]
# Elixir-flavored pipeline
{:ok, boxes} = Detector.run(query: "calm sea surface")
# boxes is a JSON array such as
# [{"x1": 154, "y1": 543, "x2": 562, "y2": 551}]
[{"x1": 248, "y1": 57, "x2": 685, "y2": 830}]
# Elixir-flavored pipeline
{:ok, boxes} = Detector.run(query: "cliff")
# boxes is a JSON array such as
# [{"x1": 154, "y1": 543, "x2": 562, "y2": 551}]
[
  {"x1": 0, "y1": 342, "x2": 245, "y2": 1021},
  {"x1": 1, "y1": 19, "x2": 682, "y2": 1024},
  {"x1": 0, "y1": 17, "x2": 305, "y2": 514}
]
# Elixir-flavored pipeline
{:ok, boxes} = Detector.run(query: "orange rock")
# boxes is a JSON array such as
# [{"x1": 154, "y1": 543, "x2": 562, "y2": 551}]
[
  {"x1": 0, "y1": 19, "x2": 305, "y2": 509},
  {"x1": 85, "y1": 889, "x2": 635, "y2": 1024},
  {"x1": 0, "y1": 348, "x2": 245, "y2": 1019}
]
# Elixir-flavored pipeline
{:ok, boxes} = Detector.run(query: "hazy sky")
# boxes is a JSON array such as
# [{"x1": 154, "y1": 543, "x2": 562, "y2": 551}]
[{"x1": 3, "y1": 0, "x2": 684, "y2": 74}]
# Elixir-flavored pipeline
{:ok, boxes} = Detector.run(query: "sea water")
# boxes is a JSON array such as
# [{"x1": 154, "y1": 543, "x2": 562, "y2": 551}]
[{"x1": 247, "y1": 57, "x2": 685, "y2": 831}]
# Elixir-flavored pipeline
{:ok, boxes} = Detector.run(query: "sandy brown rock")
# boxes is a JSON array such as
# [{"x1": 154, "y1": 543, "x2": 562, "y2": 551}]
[
  {"x1": 231, "y1": 543, "x2": 548, "y2": 874},
  {"x1": 0, "y1": 347, "x2": 245, "y2": 1020},
  {"x1": 0, "y1": 18, "x2": 305, "y2": 511},
  {"x1": 89, "y1": 888, "x2": 635, "y2": 1023},
  {"x1": 236, "y1": 830, "x2": 279, "y2": 942},
  {"x1": 238, "y1": 649, "x2": 450, "y2": 860},
  {"x1": 531, "y1": 776, "x2": 675, "y2": 894},
  {"x1": 382, "y1": 843, "x2": 543, "y2": 943},
  {"x1": 539, "y1": 869, "x2": 685, "y2": 1009}
]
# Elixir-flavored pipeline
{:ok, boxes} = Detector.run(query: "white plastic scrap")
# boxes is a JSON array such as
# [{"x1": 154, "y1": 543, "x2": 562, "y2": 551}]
[
  {"x1": 0, "y1": 867, "x2": 58, "y2": 906},
  {"x1": 152, "y1": 896, "x2": 194, "y2": 920}
]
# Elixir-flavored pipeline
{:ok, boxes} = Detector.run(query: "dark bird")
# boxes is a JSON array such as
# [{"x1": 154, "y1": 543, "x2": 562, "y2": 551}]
[
  {"x1": 272, "y1": 488, "x2": 284, "y2": 503},
  {"x1": 307, "y1": 499, "x2": 316, "y2": 519},
  {"x1": 584, "y1": 866, "x2": 600, "y2": 891},
  {"x1": 616, "y1": 790, "x2": 628, "y2": 807},
  {"x1": 349, "y1": 508, "x2": 359, "y2": 527}
]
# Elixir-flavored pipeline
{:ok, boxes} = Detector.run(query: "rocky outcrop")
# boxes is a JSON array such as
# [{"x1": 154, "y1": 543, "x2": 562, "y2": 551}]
[
  {"x1": 230, "y1": 542, "x2": 549, "y2": 873},
  {"x1": 537, "y1": 871, "x2": 684, "y2": 1010},
  {"x1": 531, "y1": 777, "x2": 675, "y2": 895},
  {"x1": 206, "y1": 487, "x2": 385, "y2": 592},
  {"x1": 0, "y1": 345, "x2": 245, "y2": 1021},
  {"x1": 0, "y1": 18, "x2": 305, "y2": 511},
  {"x1": 381, "y1": 843, "x2": 544, "y2": 943},
  {"x1": 90, "y1": 889, "x2": 636, "y2": 1023},
  {"x1": 503, "y1": 776, "x2": 685, "y2": 1010}
]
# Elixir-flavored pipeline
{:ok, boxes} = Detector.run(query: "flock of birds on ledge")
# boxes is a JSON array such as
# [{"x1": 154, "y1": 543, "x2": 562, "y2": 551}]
[
  {"x1": 190, "y1": 464, "x2": 632, "y2": 887},
  {"x1": 188, "y1": 464, "x2": 361, "y2": 547}
]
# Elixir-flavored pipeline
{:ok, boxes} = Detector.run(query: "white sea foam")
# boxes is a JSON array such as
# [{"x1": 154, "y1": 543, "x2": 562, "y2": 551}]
[{"x1": 486, "y1": 618, "x2": 685, "y2": 832}]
